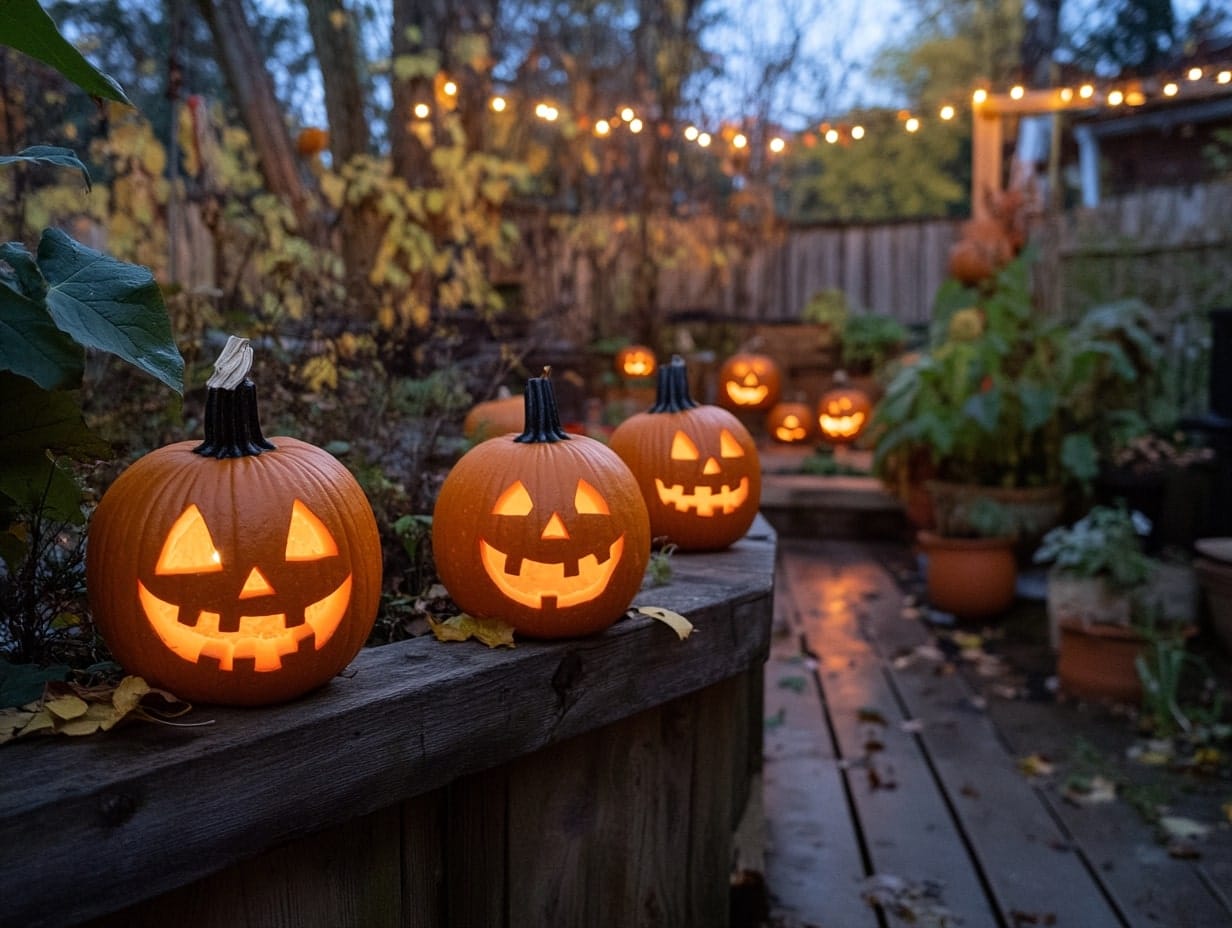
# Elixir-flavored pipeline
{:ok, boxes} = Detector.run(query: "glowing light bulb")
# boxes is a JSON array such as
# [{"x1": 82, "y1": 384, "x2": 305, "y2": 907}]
[
  {"x1": 972, "y1": 88, "x2": 988, "y2": 105},
  {"x1": 1079, "y1": 84, "x2": 1095, "y2": 98},
  {"x1": 824, "y1": 128, "x2": 839, "y2": 144},
  {"x1": 1010, "y1": 85, "x2": 1025, "y2": 100},
  {"x1": 1108, "y1": 89, "x2": 1124, "y2": 105},
  {"x1": 491, "y1": 95, "x2": 507, "y2": 112},
  {"x1": 851, "y1": 125, "x2": 865, "y2": 140},
  {"x1": 905, "y1": 117, "x2": 920, "y2": 133},
  {"x1": 620, "y1": 107, "x2": 635, "y2": 122},
  {"x1": 733, "y1": 133, "x2": 747, "y2": 148},
  {"x1": 939, "y1": 104, "x2": 955, "y2": 120},
  {"x1": 769, "y1": 137, "x2": 785, "y2": 153},
  {"x1": 630, "y1": 118, "x2": 644, "y2": 133},
  {"x1": 1188, "y1": 67, "x2": 1203, "y2": 81},
  {"x1": 698, "y1": 132, "x2": 712, "y2": 147},
  {"x1": 1126, "y1": 90, "x2": 1146, "y2": 106},
  {"x1": 595, "y1": 119, "x2": 611, "y2": 136},
  {"x1": 1059, "y1": 87, "x2": 1074, "y2": 102},
  {"x1": 1218, "y1": 70, "x2": 1232, "y2": 85},
  {"x1": 1164, "y1": 81, "x2": 1179, "y2": 96},
  {"x1": 413, "y1": 102, "x2": 430, "y2": 118},
  {"x1": 443, "y1": 80, "x2": 457, "y2": 96},
  {"x1": 684, "y1": 125, "x2": 699, "y2": 141}
]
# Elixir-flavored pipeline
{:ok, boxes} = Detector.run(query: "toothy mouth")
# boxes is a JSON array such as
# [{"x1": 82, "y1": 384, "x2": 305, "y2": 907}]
[
  {"x1": 654, "y1": 477, "x2": 750, "y2": 516},
  {"x1": 479, "y1": 536, "x2": 624, "y2": 609},
  {"x1": 137, "y1": 576, "x2": 352, "y2": 672}
]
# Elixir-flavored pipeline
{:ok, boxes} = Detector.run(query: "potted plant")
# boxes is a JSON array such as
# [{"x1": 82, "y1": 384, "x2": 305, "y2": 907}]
[
  {"x1": 839, "y1": 312, "x2": 908, "y2": 378},
  {"x1": 917, "y1": 496, "x2": 1018, "y2": 621},
  {"x1": 1034, "y1": 503, "x2": 1192, "y2": 703},
  {"x1": 871, "y1": 248, "x2": 1166, "y2": 549}
]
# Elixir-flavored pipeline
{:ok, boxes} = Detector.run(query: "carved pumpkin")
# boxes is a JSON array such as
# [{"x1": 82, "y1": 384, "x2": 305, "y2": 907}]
[
  {"x1": 615, "y1": 345, "x2": 657, "y2": 379},
  {"x1": 767, "y1": 401, "x2": 815, "y2": 444},
  {"x1": 463, "y1": 388, "x2": 523, "y2": 439},
  {"x1": 87, "y1": 337, "x2": 382, "y2": 707},
  {"x1": 609, "y1": 355, "x2": 761, "y2": 551},
  {"x1": 433, "y1": 369, "x2": 650, "y2": 639},
  {"x1": 718, "y1": 352, "x2": 781, "y2": 411},
  {"x1": 817, "y1": 376, "x2": 872, "y2": 443}
]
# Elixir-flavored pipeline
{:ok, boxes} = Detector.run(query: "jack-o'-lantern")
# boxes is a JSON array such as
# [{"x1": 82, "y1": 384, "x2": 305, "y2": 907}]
[
  {"x1": 610, "y1": 355, "x2": 761, "y2": 551},
  {"x1": 87, "y1": 337, "x2": 382, "y2": 707},
  {"x1": 433, "y1": 369, "x2": 650, "y2": 639},
  {"x1": 463, "y1": 387, "x2": 523, "y2": 439},
  {"x1": 615, "y1": 344, "x2": 657, "y2": 379},
  {"x1": 767, "y1": 401, "x2": 815, "y2": 444},
  {"x1": 718, "y1": 352, "x2": 781, "y2": 411},
  {"x1": 817, "y1": 375, "x2": 872, "y2": 443}
]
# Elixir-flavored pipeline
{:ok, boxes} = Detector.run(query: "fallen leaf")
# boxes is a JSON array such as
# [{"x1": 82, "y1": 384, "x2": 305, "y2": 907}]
[
  {"x1": 858, "y1": 706, "x2": 888, "y2": 726},
  {"x1": 1018, "y1": 754, "x2": 1055, "y2": 778},
  {"x1": 635, "y1": 605, "x2": 694, "y2": 640},
  {"x1": 428, "y1": 614, "x2": 516, "y2": 648},
  {"x1": 1062, "y1": 775, "x2": 1117, "y2": 804},
  {"x1": 44, "y1": 694, "x2": 88, "y2": 721},
  {"x1": 1159, "y1": 816, "x2": 1211, "y2": 841}
]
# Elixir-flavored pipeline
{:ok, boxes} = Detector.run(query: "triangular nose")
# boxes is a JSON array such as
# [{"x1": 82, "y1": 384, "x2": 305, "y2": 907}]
[
  {"x1": 239, "y1": 566, "x2": 276, "y2": 599},
  {"x1": 541, "y1": 512, "x2": 570, "y2": 540},
  {"x1": 703, "y1": 457, "x2": 722, "y2": 475},
  {"x1": 743, "y1": 373, "x2": 757, "y2": 385}
]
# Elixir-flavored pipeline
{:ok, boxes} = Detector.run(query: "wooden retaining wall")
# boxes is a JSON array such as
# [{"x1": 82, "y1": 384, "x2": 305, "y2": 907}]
[{"x1": 0, "y1": 522, "x2": 776, "y2": 928}]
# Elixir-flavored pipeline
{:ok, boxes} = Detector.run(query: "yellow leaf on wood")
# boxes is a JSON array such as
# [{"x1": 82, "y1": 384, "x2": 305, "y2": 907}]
[
  {"x1": 45, "y1": 695, "x2": 88, "y2": 721},
  {"x1": 428, "y1": 615, "x2": 516, "y2": 648},
  {"x1": 635, "y1": 606, "x2": 694, "y2": 640}
]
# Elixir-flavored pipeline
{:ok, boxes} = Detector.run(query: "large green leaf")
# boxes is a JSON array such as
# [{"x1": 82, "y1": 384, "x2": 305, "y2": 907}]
[
  {"x1": 38, "y1": 229, "x2": 183, "y2": 394},
  {"x1": 0, "y1": 0, "x2": 131, "y2": 105},
  {"x1": 0, "y1": 145, "x2": 91, "y2": 191},
  {"x1": 0, "y1": 372, "x2": 111, "y2": 461},
  {"x1": 0, "y1": 453, "x2": 85, "y2": 524},
  {"x1": 0, "y1": 286, "x2": 84, "y2": 389},
  {"x1": 0, "y1": 241, "x2": 47, "y2": 299}
]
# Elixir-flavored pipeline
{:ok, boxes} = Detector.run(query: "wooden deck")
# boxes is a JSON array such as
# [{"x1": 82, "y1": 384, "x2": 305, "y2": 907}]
[{"x1": 763, "y1": 537, "x2": 1232, "y2": 928}]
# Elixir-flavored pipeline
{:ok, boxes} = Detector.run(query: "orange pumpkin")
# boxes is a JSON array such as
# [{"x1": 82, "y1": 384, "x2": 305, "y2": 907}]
[
  {"x1": 817, "y1": 377, "x2": 872, "y2": 443},
  {"x1": 610, "y1": 355, "x2": 761, "y2": 551},
  {"x1": 463, "y1": 389, "x2": 523, "y2": 439},
  {"x1": 296, "y1": 126, "x2": 330, "y2": 157},
  {"x1": 433, "y1": 369, "x2": 650, "y2": 638},
  {"x1": 87, "y1": 337, "x2": 382, "y2": 707},
  {"x1": 615, "y1": 344, "x2": 657, "y2": 379},
  {"x1": 718, "y1": 352, "x2": 781, "y2": 411},
  {"x1": 767, "y1": 401, "x2": 815, "y2": 444}
]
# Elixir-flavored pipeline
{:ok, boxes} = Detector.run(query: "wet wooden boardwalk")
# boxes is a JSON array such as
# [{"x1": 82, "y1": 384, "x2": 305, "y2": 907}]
[{"x1": 763, "y1": 537, "x2": 1232, "y2": 928}]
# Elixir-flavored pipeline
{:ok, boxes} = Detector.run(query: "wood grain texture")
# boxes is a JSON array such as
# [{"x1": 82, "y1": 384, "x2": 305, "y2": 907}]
[{"x1": 1, "y1": 521, "x2": 775, "y2": 928}]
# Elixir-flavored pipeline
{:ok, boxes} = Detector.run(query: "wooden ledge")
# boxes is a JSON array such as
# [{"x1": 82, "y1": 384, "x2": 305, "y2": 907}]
[{"x1": 0, "y1": 519, "x2": 776, "y2": 928}]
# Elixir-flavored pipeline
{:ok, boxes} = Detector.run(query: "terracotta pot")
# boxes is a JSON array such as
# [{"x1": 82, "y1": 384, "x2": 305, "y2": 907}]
[
  {"x1": 917, "y1": 530, "x2": 1017, "y2": 620},
  {"x1": 1056, "y1": 620, "x2": 1148, "y2": 704},
  {"x1": 1045, "y1": 572, "x2": 1132, "y2": 650}
]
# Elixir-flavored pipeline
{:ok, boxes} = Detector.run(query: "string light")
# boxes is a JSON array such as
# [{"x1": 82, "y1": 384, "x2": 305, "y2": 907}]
[
  {"x1": 732, "y1": 132, "x2": 748, "y2": 148},
  {"x1": 595, "y1": 119, "x2": 611, "y2": 136},
  {"x1": 1126, "y1": 89, "x2": 1146, "y2": 106},
  {"x1": 443, "y1": 80, "x2": 458, "y2": 96},
  {"x1": 769, "y1": 137, "x2": 785, "y2": 153},
  {"x1": 1009, "y1": 85, "x2": 1025, "y2": 100},
  {"x1": 824, "y1": 128, "x2": 839, "y2": 143},
  {"x1": 491, "y1": 95, "x2": 507, "y2": 112},
  {"x1": 1059, "y1": 87, "x2": 1074, "y2": 102},
  {"x1": 629, "y1": 118, "x2": 644, "y2": 133},
  {"x1": 684, "y1": 125, "x2": 699, "y2": 141},
  {"x1": 905, "y1": 116, "x2": 920, "y2": 132},
  {"x1": 972, "y1": 88, "x2": 988, "y2": 105},
  {"x1": 851, "y1": 125, "x2": 865, "y2": 140},
  {"x1": 1079, "y1": 84, "x2": 1095, "y2": 98},
  {"x1": 939, "y1": 104, "x2": 956, "y2": 120},
  {"x1": 620, "y1": 107, "x2": 635, "y2": 122},
  {"x1": 1108, "y1": 89, "x2": 1124, "y2": 105},
  {"x1": 1219, "y1": 70, "x2": 1231, "y2": 85},
  {"x1": 697, "y1": 132, "x2": 712, "y2": 147},
  {"x1": 1188, "y1": 67, "x2": 1203, "y2": 81},
  {"x1": 1163, "y1": 81, "x2": 1179, "y2": 96},
  {"x1": 413, "y1": 102, "x2": 430, "y2": 118}
]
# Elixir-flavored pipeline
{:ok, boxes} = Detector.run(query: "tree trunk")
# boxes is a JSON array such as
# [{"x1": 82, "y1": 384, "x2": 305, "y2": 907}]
[
  {"x1": 194, "y1": 0, "x2": 319, "y2": 240},
  {"x1": 390, "y1": 0, "x2": 449, "y2": 186},
  {"x1": 303, "y1": 0, "x2": 369, "y2": 165}
]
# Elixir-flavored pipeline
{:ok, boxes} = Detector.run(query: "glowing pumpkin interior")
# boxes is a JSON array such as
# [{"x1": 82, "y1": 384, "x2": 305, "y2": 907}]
[
  {"x1": 774, "y1": 413, "x2": 809, "y2": 443},
  {"x1": 137, "y1": 500, "x2": 352, "y2": 672},
  {"x1": 479, "y1": 478, "x2": 624, "y2": 609},
  {"x1": 618, "y1": 349, "x2": 656, "y2": 378},
  {"x1": 818, "y1": 396, "x2": 868, "y2": 440},
  {"x1": 654, "y1": 428, "x2": 750, "y2": 517}
]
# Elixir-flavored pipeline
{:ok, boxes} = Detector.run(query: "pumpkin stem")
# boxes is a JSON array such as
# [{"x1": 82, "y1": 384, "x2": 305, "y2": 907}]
[
  {"x1": 648, "y1": 355, "x2": 699, "y2": 414},
  {"x1": 194, "y1": 336, "x2": 277, "y2": 458},
  {"x1": 514, "y1": 371, "x2": 570, "y2": 444}
]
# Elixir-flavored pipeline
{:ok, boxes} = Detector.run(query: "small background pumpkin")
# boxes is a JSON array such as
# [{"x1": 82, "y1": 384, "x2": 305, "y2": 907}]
[
  {"x1": 463, "y1": 387, "x2": 524, "y2": 439},
  {"x1": 766, "y1": 400, "x2": 815, "y2": 445},
  {"x1": 610, "y1": 355, "x2": 761, "y2": 551},
  {"x1": 87, "y1": 337, "x2": 382, "y2": 707},
  {"x1": 817, "y1": 373, "x2": 872, "y2": 444},
  {"x1": 434, "y1": 369, "x2": 650, "y2": 639},
  {"x1": 717, "y1": 351, "x2": 782, "y2": 412},
  {"x1": 614, "y1": 344, "x2": 658, "y2": 379}
]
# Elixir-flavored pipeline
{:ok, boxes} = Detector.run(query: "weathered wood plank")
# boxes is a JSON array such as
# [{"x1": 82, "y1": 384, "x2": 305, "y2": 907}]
[
  {"x1": 762, "y1": 572, "x2": 878, "y2": 927},
  {"x1": 0, "y1": 524, "x2": 775, "y2": 928},
  {"x1": 780, "y1": 547, "x2": 1002, "y2": 928},
  {"x1": 400, "y1": 793, "x2": 445, "y2": 928}
]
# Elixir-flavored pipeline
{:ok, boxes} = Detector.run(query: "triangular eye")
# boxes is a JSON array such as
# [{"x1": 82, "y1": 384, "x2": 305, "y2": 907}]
[
  {"x1": 156, "y1": 504, "x2": 224, "y2": 575},
  {"x1": 286, "y1": 500, "x2": 339, "y2": 561},
  {"x1": 720, "y1": 429, "x2": 745, "y2": 458},
  {"x1": 671, "y1": 431, "x2": 700, "y2": 461},
  {"x1": 493, "y1": 480, "x2": 534, "y2": 516},
  {"x1": 574, "y1": 478, "x2": 610, "y2": 515}
]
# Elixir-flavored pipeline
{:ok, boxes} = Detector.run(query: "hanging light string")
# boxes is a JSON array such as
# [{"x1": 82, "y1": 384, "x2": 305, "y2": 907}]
[{"x1": 399, "y1": 60, "x2": 1232, "y2": 158}]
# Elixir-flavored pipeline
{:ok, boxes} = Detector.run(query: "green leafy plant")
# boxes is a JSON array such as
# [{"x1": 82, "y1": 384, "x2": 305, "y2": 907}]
[
  {"x1": 840, "y1": 312, "x2": 907, "y2": 374},
  {"x1": 647, "y1": 542, "x2": 678, "y2": 587},
  {"x1": 1, "y1": 8, "x2": 182, "y2": 666},
  {"x1": 800, "y1": 288, "x2": 851, "y2": 329},
  {"x1": 1033, "y1": 504, "x2": 1153, "y2": 590}
]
